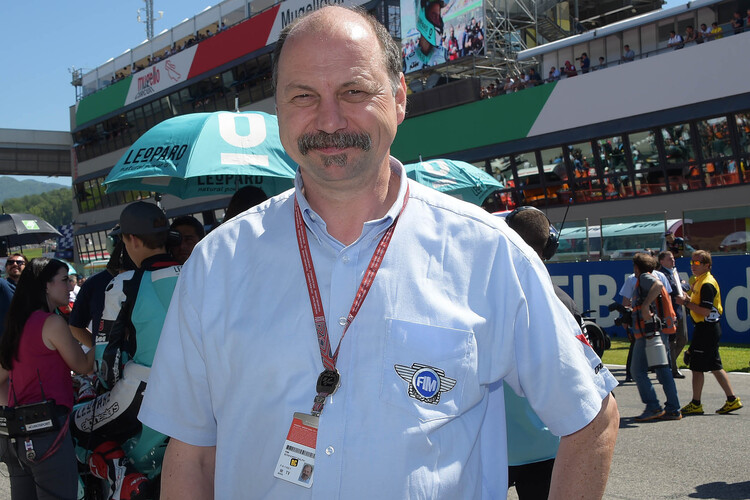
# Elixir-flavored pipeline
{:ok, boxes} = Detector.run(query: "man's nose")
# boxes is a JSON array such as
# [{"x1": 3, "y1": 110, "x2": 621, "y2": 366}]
[{"x1": 315, "y1": 96, "x2": 347, "y2": 134}]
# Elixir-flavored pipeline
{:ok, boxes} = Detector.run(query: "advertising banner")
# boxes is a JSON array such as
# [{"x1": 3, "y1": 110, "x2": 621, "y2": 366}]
[
  {"x1": 401, "y1": 0, "x2": 485, "y2": 74},
  {"x1": 548, "y1": 255, "x2": 750, "y2": 344},
  {"x1": 124, "y1": 46, "x2": 198, "y2": 106}
]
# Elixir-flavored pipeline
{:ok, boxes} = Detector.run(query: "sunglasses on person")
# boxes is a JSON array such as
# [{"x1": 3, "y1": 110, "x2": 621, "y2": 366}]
[
  {"x1": 690, "y1": 260, "x2": 705, "y2": 266},
  {"x1": 5, "y1": 260, "x2": 25, "y2": 266}
]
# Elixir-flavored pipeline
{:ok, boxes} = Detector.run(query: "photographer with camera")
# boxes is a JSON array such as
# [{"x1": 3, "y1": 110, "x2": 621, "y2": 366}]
[{"x1": 627, "y1": 253, "x2": 681, "y2": 421}]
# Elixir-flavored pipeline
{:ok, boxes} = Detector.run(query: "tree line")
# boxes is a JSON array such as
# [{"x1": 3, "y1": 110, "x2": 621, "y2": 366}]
[{"x1": 2, "y1": 188, "x2": 73, "y2": 228}]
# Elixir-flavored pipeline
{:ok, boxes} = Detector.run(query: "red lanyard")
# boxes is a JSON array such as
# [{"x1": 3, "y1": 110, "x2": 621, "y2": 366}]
[{"x1": 294, "y1": 186, "x2": 409, "y2": 416}]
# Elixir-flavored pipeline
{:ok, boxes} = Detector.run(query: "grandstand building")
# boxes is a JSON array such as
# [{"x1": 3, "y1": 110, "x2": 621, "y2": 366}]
[{"x1": 70, "y1": 0, "x2": 749, "y2": 266}]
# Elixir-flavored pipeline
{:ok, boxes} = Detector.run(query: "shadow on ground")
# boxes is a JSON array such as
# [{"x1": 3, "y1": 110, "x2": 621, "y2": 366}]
[{"x1": 689, "y1": 480, "x2": 750, "y2": 499}]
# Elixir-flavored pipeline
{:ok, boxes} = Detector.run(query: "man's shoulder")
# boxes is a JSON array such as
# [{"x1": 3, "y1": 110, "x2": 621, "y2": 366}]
[
  {"x1": 640, "y1": 271, "x2": 659, "y2": 286},
  {"x1": 209, "y1": 190, "x2": 292, "y2": 237},
  {"x1": 406, "y1": 180, "x2": 505, "y2": 231}
]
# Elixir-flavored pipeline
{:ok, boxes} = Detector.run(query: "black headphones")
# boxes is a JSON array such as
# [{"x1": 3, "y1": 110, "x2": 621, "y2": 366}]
[{"x1": 505, "y1": 206, "x2": 559, "y2": 260}]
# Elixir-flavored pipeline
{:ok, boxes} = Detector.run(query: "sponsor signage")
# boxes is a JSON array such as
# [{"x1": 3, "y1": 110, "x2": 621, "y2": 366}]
[
  {"x1": 125, "y1": 46, "x2": 198, "y2": 106},
  {"x1": 547, "y1": 255, "x2": 750, "y2": 343},
  {"x1": 267, "y1": 0, "x2": 367, "y2": 42}
]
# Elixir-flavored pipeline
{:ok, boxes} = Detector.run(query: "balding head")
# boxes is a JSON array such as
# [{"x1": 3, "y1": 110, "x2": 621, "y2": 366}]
[{"x1": 272, "y1": 6, "x2": 402, "y2": 95}]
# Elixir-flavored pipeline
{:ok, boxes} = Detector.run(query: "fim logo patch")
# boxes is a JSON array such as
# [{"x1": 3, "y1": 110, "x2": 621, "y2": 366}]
[{"x1": 394, "y1": 363, "x2": 456, "y2": 405}]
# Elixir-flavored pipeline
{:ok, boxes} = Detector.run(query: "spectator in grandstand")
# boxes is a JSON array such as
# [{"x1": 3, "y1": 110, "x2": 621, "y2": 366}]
[
  {"x1": 472, "y1": 19, "x2": 485, "y2": 55},
  {"x1": 667, "y1": 30, "x2": 684, "y2": 49},
  {"x1": 169, "y1": 215, "x2": 206, "y2": 265},
  {"x1": 563, "y1": 60, "x2": 577, "y2": 77},
  {"x1": 503, "y1": 75, "x2": 515, "y2": 93},
  {"x1": 526, "y1": 68, "x2": 542, "y2": 87},
  {"x1": 0, "y1": 253, "x2": 27, "y2": 337},
  {"x1": 547, "y1": 66, "x2": 560, "y2": 81},
  {"x1": 731, "y1": 11, "x2": 744, "y2": 34},
  {"x1": 596, "y1": 56, "x2": 607, "y2": 70},
  {"x1": 447, "y1": 27, "x2": 459, "y2": 60},
  {"x1": 622, "y1": 44, "x2": 635, "y2": 62},
  {"x1": 579, "y1": 53, "x2": 590, "y2": 74},
  {"x1": 573, "y1": 17, "x2": 586, "y2": 34},
  {"x1": 698, "y1": 23, "x2": 710, "y2": 42},
  {"x1": 676, "y1": 251, "x2": 743, "y2": 416},
  {"x1": 459, "y1": 23, "x2": 470, "y2": 57},
  {"x1": 684, "y1": 26, "x2": 697, "y2": 44},
  {"x1": 710, "y1": 22, "x2": 723, "y2": 39}
]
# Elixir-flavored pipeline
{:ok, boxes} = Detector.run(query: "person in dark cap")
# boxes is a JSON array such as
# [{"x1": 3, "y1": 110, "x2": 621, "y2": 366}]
[{"x1": 71, "y1": 202, "x2": 181, "y2": 500}]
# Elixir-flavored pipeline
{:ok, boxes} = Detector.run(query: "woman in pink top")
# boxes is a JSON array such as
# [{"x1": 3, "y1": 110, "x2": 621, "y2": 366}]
[{"x1": 0, "y1": 258, "x2": 94, "y2": 500}]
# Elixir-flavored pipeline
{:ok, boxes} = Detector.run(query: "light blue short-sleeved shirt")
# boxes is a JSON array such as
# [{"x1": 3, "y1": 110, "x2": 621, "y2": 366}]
[
  {"x1": 139, "y1": 158, "x2": 617, "y2": 499},
  {"x1": 620, "y1": 270, "x2": 672, "y2": 301}
]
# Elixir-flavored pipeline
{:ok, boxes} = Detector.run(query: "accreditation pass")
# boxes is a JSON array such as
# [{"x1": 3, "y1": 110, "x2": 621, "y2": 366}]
[{"x1": 274, "y1": 412, "x2": 318, "y2": 488}]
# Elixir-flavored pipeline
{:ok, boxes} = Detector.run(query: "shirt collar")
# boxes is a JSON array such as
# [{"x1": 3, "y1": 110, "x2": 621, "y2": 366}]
[{"x1": 293, "y1": 156, "x2": 409, "y2": 247}]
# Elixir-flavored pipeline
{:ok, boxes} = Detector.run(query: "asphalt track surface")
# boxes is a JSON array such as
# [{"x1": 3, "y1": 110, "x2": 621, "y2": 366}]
[{"x1": 0, "y1": 365, "x2": 747, "y2": 500}]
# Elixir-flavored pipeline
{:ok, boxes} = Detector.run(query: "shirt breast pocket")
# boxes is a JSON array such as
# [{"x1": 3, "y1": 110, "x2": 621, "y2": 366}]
[{"x1": 380, "y1": 318, "x2": 478, "y2": 423}]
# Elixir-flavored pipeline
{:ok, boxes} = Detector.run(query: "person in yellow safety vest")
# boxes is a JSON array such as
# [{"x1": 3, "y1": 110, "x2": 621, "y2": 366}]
[{"x1": 675, "y1": 250, "x2": 743, "y2": 415}]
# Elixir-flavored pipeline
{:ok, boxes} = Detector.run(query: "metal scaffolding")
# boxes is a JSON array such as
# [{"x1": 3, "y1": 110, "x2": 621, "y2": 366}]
[{"x1": 404, "y1": 0, "x2": 662, "y2": 88}]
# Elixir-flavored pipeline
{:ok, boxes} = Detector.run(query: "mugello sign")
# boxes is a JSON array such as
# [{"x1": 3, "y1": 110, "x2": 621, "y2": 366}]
[{"x1": 123, "y1": 0, "x2": 366, "y2": 107}]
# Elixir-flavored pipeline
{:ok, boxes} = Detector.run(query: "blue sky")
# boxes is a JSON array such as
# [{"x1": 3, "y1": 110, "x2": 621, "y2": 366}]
[
  {"x1": 1, "y1": 1, "x2": 214, "y2": 185},
  {"x1": 0, "y1": 0, "x2": 689, "y2": 185}
]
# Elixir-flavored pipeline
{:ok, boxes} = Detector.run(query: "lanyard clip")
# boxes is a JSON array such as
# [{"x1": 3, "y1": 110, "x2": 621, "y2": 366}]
[{"x1": 316, "y1": 369, "x2": 340, "y2": 396}]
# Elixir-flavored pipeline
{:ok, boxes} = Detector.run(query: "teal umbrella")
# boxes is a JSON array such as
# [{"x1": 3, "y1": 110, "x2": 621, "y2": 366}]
[
  {"x1": 404, "y1": 159, "x2": 503, "y2": 205},
  {"x1": 104, "y1": 111, "x2": 297, "y2": 199}
]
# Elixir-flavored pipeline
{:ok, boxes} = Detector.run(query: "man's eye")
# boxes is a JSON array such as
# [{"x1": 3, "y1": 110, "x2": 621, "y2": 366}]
[{"x1": 343, "y1": 89, "x2": 369, "y2": 101}]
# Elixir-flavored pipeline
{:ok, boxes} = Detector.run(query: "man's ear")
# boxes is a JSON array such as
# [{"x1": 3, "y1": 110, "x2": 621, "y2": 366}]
[
  {"x1": 395, "y1": 73, "x2": 407, "y2": 125},
  {"x1": 123, "y1": 234, "x2": 142, "y2": 250}
]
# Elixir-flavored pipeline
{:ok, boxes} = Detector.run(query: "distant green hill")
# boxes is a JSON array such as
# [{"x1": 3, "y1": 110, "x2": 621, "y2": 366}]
[{"x1": 0, "y1": 176, "x2": 69, "y2": 204}]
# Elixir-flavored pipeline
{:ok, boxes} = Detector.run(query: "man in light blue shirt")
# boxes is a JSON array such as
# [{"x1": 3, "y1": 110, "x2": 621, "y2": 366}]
[{"x1": 139, "y1": 7, "x2": 619, "y2": 499}]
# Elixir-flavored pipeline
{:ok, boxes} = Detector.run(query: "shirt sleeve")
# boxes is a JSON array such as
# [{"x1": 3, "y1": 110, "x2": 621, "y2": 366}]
[
  {"x1": 138, "y1": 263, "x2": 217, "y2": 447},
  {"x1": 637, "y1": 272, "x2": 658, "y2": 298},
  {"x1": 496, "y1": 252, "x2": 617, "y2": 438},
  {"x1": 69, "y1": 279, "x2": 94, "y2": 328},
  {"x1": 699, "y1": 282, "x2": 717, "y2": 310},
  {"x1": 0, "y1": 280, "x2": 14, "y2": 333},
  {"x1": 619, "y1": 275, "x2": 636, "y2": 299}
]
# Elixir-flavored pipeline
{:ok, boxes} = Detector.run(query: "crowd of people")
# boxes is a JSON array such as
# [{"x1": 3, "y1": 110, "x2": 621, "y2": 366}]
[
  {"x1": 1, "y1": 6, "x2": 746, "y2": 500},
  {"x1": 616, "y1": 247, "x2": 742, "y2": 424},
  {"x1": 108, "y1": 22, "x2": 230, "y2": 86},
  {"x1": 481, "y1": 11, "x2": 750, "y2": 100},
  {"x1": 0, "y1": 186, "x2": 267, "y2": 499}
]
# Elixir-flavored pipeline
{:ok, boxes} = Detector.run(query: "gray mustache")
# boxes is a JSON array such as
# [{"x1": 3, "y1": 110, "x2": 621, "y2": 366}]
[{"x1": 298, "y1": 132, "x2": 372, "y2": 155}]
